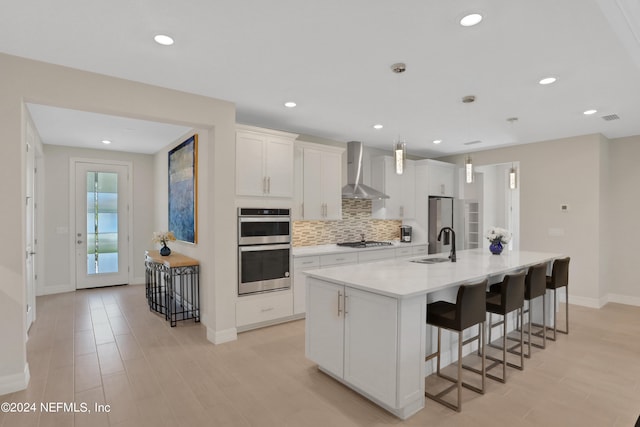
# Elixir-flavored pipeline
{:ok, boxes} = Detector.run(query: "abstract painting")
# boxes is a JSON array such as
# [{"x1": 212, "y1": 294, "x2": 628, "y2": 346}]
[{"x1": 168, "y1": 134, "x2": 197, "y2": 244}]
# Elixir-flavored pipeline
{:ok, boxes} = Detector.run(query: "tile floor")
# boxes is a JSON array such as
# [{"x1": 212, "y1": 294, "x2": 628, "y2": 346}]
[{"x1": 1, "y1": 284, "x2": 639, "y2": 426}]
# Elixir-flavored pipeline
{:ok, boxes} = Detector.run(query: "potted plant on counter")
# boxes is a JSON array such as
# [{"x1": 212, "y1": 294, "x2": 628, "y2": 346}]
[
  {"x1": 153, "y1": 231, "x2": 176, "y2": 256},
  {"x1": 485, "y1": 227, "x2": 511, "y2": 255}
]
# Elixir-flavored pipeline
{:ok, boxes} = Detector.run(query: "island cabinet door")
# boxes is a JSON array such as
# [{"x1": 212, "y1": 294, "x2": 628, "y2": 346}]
[
  {"x1": 305, "y1": 278, "x2": 345, "y2": 378},
  {"x1": 344, "y1": 287, "x2": 398, "y2": 408}
]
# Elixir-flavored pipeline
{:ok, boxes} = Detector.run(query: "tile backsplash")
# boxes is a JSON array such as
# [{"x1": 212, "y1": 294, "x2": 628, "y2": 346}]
[{"x1": 293, "y1": 199, "x2": 402, "y2": 246}]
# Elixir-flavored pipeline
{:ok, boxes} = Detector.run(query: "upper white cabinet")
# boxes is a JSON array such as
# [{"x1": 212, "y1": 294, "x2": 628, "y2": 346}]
[
  {"x1": 371, "y1": 156, "x2": 415, "y2": 220},
  {"x1": 425, "y1": 159, "x2": 456, "y2": 197},
  {"x1": 236, "y1": 125, "x2": 298, "y2": 197},
  {"x1": 294, "y1": 141, "x2": 345, "y2": 221}
]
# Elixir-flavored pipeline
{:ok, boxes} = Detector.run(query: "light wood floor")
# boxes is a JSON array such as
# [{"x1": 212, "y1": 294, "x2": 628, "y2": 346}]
[{"x1": 2, "y1": 284, "x2": 639, "y2": 427}]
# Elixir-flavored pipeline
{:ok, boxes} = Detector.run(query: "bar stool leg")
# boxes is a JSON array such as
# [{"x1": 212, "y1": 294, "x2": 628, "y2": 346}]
[{"x1": 457, "y1": 330, "x2": 463, "y2": 411}]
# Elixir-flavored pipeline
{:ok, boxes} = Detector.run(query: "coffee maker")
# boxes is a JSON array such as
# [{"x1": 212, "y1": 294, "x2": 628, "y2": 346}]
[{"x1": 400, "y1": 225, "x2": 412, "y2": 243}]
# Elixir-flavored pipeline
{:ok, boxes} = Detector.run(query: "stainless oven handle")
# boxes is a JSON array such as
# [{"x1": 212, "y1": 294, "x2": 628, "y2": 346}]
[
  {"x1": 238, "y1": 217, "x2": 291, "y2": 223},
  {"x1": 239, "y1": 244, "x2": 291, "y2": 252}
]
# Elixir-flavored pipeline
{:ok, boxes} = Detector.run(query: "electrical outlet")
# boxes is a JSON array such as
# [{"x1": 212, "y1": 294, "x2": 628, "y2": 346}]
[{"x1": 560, "y1": 204, "x2": 570, "y2": 212}]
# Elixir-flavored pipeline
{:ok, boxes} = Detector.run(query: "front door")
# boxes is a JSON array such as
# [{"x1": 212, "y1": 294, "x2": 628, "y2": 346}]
[{"x1": 74, "y1": 161, "x2": 130, "y2": 289}]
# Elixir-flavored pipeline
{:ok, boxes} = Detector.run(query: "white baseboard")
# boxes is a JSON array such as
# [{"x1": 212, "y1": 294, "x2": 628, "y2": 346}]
[
  {"x1": 36, "y1": 284, "x2": 74, "y2": 296},
  {"x1": 566, "y1": 294, "x2": 605, "y2": 308},
  {"x1": 207, "y1": 327, "x2": 237, "y2": 344},
  {"x1": 131, "y1": 276, "x2": 145, "y2": 285},
  {"x1": 605, "y1": 294, "x2": 640, "y2": 307},
  {"x1": 0, "y1": 363, "x2": 30, "y2": 396}
]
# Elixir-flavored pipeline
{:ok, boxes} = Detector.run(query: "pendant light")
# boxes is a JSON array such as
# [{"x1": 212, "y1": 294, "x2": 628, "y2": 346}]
[
  {"x1": 391, "y1": 63, "x2": 407, "y2": 175},
  {"x1": 465, "y1": 155, "x2": 473, "y2": 183},
  {"x1": 509, "y1": 164, "x2": 517, "y2": 189},
  {"x1": 394, "y1": 140, "x2": 406, "y2": 175}
]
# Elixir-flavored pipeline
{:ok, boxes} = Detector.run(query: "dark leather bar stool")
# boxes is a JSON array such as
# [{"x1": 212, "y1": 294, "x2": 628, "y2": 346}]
[
  {"x1": 485, "y1": 271, "x2": 525, "y2": 383},
  {"x1": 523, "y1": 263, "x2": 548, "y2": 355},
  {"x1": 425, "y1": 280, "x2": 487, "y2": 412},
  {"x1": 546, "y1": 257, "x2": 570, "y2": 341}
]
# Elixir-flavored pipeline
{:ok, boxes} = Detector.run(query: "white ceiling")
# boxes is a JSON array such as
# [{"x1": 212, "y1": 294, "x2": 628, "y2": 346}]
[{"x1": 4, "y1": 0, "x2": 640, "y2": 157}]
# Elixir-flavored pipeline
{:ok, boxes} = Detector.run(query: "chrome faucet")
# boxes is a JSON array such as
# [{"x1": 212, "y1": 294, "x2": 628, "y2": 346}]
[{"x1": 437, "y1": 227, "x2": 456, "y2": 262}]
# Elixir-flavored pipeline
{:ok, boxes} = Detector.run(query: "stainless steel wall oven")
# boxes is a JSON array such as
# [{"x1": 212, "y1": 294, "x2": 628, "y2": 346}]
[{"x1": 237, "y1": 208, "x2": 291, "y2": 296}]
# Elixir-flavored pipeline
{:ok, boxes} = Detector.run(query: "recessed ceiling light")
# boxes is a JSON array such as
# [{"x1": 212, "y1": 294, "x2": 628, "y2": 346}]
[
  {"x1": 539, "y1": 77, "x2": 557, "y2": 85},
  {"x1": 433, "y1": 140, "x2": 442, "y2": 144},
  {"x1": 584, "y1": 109, "x2": 598, "y2": 115},
  {"x1": 154, "y1": 34, "x2": 174, "y2": 46},
  {"x1": 373, "y1": 124, "x2": 383, "y2": 130},
  {"x1": 284, "y1": 101, "x2": 297, "y2": 108},
  {"x1": 460, "y1": 13, "x2": 483, "y2": 27},
  {"x1": 101, "y1": 140, "x2": 112, "y2": 145}
]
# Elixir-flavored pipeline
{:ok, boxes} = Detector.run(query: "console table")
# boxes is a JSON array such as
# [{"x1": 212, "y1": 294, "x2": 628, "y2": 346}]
[{"x1": 145, "y1": 250, "x2": 200, "y2": 327}]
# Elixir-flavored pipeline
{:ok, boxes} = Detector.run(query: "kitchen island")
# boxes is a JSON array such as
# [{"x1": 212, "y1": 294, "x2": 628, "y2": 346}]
[{"x1": 303, "y1": 248, "x2": 562, "y2": 419}]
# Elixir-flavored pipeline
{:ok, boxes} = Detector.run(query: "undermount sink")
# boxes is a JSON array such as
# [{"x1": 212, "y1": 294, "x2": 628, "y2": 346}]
[{"x1": 410, "y1": 257, "x2": 451, "y2": 264}]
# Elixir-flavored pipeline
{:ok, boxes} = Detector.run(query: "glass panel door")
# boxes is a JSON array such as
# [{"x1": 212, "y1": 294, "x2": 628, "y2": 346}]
[
  {"x1": 86, "y1": 171, "x2": 119, "y2": 274},
  {"x1": 75, "y1": 161, "x2": 129, "y2": 289}
]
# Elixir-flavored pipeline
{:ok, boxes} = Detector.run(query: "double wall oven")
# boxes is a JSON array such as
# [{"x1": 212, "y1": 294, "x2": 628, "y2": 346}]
[{"x1": 237, "y1": 208, "x2": 291, "y2": 296}]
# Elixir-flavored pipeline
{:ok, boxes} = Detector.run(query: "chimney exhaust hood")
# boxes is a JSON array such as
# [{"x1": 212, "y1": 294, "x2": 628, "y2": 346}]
[{"x1": 341, "y1": 141, "x2": 390, "y2": 200}]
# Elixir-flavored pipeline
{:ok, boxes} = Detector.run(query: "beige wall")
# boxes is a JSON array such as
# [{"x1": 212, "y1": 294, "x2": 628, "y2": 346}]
[
  {"x1": 447, "y1": 133, "x2": 640, "y2": 305},
  {"x1": 0, "y1": 52, "x2": 236, "y2": 394},
  {"x1": 440, "y1": 134, "x2": 607, "y2": 307},
  {"x1": 607, "y1": 135, "x2": 640, "y2": 304}
]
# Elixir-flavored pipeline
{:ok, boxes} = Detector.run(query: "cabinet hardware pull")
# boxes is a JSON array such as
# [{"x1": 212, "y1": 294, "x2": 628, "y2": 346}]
[
  {"x1": 302, "y1": 261, "x2": 313, "y2": 265},
  {"x1": 344, "y1": 294, "x2": 348, "y2": 315},
  {"x1": 301, "y1": 202, "x2": 304, "y2": 217},
  {"x1": 337, "y1": 291, "x2": 342, "y2": 316},
  {"x1": 261, "y1": 307, "x2": 274, "y2": 312},
  {"x1": 263, "y1": 177, "x2": 267, "y2": 194},
  {"x1": 267, "y1": 176, "x2": 271, "y2": 194}
]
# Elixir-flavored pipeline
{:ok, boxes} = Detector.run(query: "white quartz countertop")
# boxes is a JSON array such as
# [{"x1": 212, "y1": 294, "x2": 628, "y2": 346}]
[
  {"x1": 303, "y1": 248, "x2": 562, "y2": 299},
  {"x1": 292, "y1": 241, "x2": 428, "y2": 257}
]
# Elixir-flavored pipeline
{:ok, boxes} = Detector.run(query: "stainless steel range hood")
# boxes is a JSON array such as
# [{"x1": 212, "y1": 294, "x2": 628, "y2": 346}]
[{"x1": 341, "y1": 141, "x2": 390, "y2": 200}]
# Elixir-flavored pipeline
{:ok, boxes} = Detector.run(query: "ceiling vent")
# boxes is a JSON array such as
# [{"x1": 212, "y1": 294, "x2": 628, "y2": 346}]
[
  {"x1": 601, "y1": 114, "x2": 620, "y2": 121},
  {"x1": 464, "y1": 140, "x2": 482, "y2": 145}
]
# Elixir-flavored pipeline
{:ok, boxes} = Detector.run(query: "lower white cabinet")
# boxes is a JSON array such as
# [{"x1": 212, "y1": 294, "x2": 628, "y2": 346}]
[
  {"x1": 306, "y1": 277, "x2": 398, "y2": 407},
  {"x1": 236, "y1": 291, "x2": 293, "y2": 329},
  {"x1": 293, "y1": 255, "x2": 320, "y2": 315}
]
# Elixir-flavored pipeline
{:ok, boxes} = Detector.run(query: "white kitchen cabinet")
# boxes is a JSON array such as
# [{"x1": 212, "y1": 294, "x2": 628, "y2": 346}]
[
  {"x1": 236, "y1": 290, "x2": 294, "y2": 330},
  {"x1": 306, "y1": 277, "x2": 398, "y2": 407},
  {"x1": 292, "y1": 144, "x2": 304, "y2": 220},
  {"x1": 371, "y1": 156, "x2": 415, "y2": 220},
  {"x1": 306, "y1": 279, "x2": 345, "y2": 377},
  {"x1": 426, "y1": 159, "x2": 456, "y2": 197},
  {"x1": 292, "y1": 255, "x2": 320, "y2": 315},
  {"x1": 395, "y1": 246, "x2": 413, "y2": 258},
  {"x1": 294, "y1": 141, "x2": 344, "y2": 220},
  {"x1": 236, "y1": 125, "x2": 298, "y2": 197},
  {"x1": 412, "y1": 244, "x2": 428, "y2": 256},
  {"x1": 358, "y1": 248, "x2": 396, "y2": 263}
]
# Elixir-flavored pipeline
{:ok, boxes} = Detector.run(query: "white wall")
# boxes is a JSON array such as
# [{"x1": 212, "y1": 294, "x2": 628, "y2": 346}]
[
  {"x1": 40, "y1": 145, "x2": 155, "y2": 295},
  {"x1": 607, "y1": 135, "x2": 640, "y2": 304},
  {"x1": 439, "y1": 134, "x2": 607, "y2": 307},
  {"x1": 0, "y1": 52, "x2": 237, "y2": 395}
]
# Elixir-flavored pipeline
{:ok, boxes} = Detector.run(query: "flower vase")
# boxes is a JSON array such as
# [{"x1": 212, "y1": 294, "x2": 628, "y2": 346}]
[
  {"x1": 160, "y1": 243, "x2": 171, "y2": 256},
  {"x1": 489, "y1": 241, "x2": 503, "y2": 255}
]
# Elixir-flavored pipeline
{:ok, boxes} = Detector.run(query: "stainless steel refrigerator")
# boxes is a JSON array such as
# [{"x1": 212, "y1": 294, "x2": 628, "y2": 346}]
[{"x1": 428, "y1": 196, "x2": 454, "y2": 254}]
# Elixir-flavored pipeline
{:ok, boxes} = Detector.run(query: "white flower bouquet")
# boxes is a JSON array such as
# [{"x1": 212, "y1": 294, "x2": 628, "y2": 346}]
[
  {"x1": 152, "y1": 231, "x2": 176, "y2": 246},
  {"x1": 485, "y1": 227, "x2": 511, "y2": 245}
]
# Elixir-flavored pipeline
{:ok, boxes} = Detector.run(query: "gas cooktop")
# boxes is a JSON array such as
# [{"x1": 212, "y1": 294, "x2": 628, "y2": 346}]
[{"x1": 337, "y1": 241, "x2": 394, "y2": 248}]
